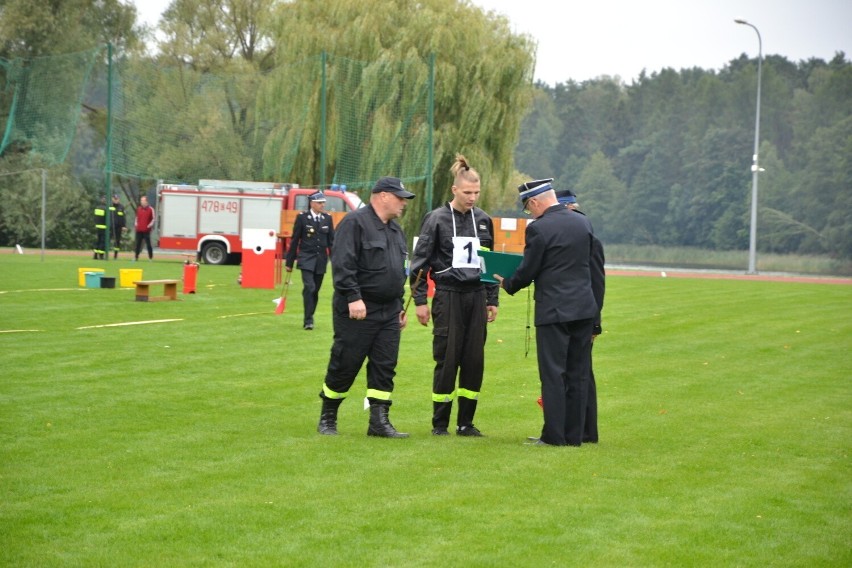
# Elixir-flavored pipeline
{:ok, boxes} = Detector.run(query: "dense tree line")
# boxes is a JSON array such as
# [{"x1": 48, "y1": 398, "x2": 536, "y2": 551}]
[
  {"x1": 515, "y1": 54, "x2": 852, "y2": 259},
  {"x1": 0, "y1": 0, "x2": 144, "y2": 249},
  {"x1": 1, "y1": 0, "x2": 848, "y2": 264},
  {"x1": 0, "y1": 0, "x2": 535, "y2": 247}
]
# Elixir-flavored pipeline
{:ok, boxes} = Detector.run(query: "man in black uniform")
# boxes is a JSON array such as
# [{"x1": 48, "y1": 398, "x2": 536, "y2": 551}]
[
  {"x1": 556, "y1": 189, "x2": 605, "y2": 443},
  {"x1": 109, "y1": 193, "x2": 126, "y2": 259},
  {"x1": 410, "y1": 154, "x2": 498, "y2": 437},
  {"x1": 285, "y1": 191, "x2": 335, "y2": 330},
  {"x1": 93, "y1": 196, "x2": 107, "y2": 260},
  {"x1": 494, "y1": 179, "x2": 600, "y2": 446},
  {"x1": 316, "y1": 176, "x2": 415, "y2": 438}
]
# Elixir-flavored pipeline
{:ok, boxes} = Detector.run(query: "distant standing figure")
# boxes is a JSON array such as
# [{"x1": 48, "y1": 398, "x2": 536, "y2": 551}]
[
  {"x1": 134, "y1": 195, "x2": 155, "y2": 261},
  {"x1": 93, "y1": 196, "x2": 107, "y2": 260},
  {"x1": 109, "y1": 193, "x2": 127, "y2": 259},
  {"x1": 285, "y1": 191, "x2": 335, "y2": 330}
]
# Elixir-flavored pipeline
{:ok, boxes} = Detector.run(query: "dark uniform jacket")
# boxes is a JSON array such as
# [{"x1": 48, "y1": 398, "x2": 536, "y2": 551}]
[
  {"x1": 409, "y1": 203, "x2": 499, "y2": 306},
  {"x1": 285, "y1": 210, "x2": 334, "y2": 274},
  {"x1": 573, "y1": 209, "x2": 605, "y2": 333},
  {"x1": 331, "y1": 204, "x2": 408, "y2": 306},
  {"x1": 110, "y1": 202, "x2": 126, "y2": 233},
  {"x1": 503, "y1": 204, "x2": 599, "y2": 327},
  {"x1": 590, "y1": 234, "x2": 605, "y2": 333},
  {"x1": 94, "y1": 203, "x2": 106, "y2": 229}
]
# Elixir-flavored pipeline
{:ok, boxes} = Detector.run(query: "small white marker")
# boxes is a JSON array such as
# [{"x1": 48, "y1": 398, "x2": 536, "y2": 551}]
[{"x1": 661, "y1": 271, "x2": 667, "y2": 278}]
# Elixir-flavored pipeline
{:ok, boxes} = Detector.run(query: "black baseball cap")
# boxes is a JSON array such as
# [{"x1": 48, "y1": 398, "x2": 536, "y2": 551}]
[{"x1": 372, "y1": 176, "x2": 415, "y2": 199}]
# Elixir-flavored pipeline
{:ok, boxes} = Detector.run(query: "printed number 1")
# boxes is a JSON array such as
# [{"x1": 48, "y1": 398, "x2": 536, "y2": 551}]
[{"x1": 464, "y1": 241, "x2": 473, "y2": 263}]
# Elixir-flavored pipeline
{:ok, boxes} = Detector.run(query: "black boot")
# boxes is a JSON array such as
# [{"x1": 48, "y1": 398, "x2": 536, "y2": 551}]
[
  {"x1": 367, "y1": 403, "x2": 409, "y2": 438},
  {"x1": 431, "y1": 401, "x2": 452, "y2": 435},
  {"x1": 456, "y1": 397, "x2": 483, "y2": 436},
  {"x1": 317, "y1": 398, "x2": 341, "y2": 435}
]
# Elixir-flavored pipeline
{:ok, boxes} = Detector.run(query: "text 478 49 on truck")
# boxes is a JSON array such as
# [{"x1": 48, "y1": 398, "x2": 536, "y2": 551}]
[{"x1": 156, "y1": 179, "x2": 363, "y2": 265}]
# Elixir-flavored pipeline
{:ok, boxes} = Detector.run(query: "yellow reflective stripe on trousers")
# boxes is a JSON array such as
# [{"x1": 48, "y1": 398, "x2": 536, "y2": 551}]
[
  {"x1": 366, "y1": 389, "x2": 391, "y2": 401},
  {"x1": 323, "y1": 384, "x2": 348, "y2": 400},
  {"x1": 457, "y1": 388, "x2": 479, "y2": 400},
  {"x1": 432, "y1": 391, "x2": 456, "y2": 403}
]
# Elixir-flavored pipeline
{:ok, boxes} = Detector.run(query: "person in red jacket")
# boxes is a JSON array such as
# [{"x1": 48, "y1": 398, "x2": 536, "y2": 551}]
[{"x1": 134, "y1": 195, "x2": 155, "y2": 261}]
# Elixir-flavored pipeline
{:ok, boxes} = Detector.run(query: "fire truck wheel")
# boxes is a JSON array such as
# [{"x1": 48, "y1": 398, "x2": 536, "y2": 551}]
[{"x1": 201, "y1": 242, "x2": 227, "y2": 265}]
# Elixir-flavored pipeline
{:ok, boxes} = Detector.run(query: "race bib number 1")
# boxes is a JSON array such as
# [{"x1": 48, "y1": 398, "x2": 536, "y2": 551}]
[{"x1": 452, "y1": 236, "x2": 481, "y2": 269}]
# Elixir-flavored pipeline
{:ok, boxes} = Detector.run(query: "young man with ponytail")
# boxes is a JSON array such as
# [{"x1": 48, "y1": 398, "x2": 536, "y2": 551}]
[{"x1": 409, "y1": 154, "x2": 499, "y2": 437}]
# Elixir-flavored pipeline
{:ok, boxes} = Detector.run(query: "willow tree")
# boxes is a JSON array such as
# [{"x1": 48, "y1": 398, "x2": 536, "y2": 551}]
[
  {"x1": 158, "y1": 0, "x2": 276, "y2": 72},
  {"x1": 0, "y1": 0, "x2": 141, "y2": 59},
  {"x1": 106, "y1": 0, "x2": 278, "y2": 189},
  {"x1": 260, "y1": 0, "x2": 536, "y2": 224}
]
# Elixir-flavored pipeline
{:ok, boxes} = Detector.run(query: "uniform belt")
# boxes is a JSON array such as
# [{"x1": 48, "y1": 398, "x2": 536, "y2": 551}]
[{"x1": 434, "y1": 282, "x2": 484, "y2": 293}]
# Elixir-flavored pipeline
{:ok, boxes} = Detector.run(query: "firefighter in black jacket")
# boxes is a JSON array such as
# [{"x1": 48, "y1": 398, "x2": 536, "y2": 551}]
[
  {"x1": 93, "y1": 196, "x2": 107, "y2": 260},
  {"x1": 409, "y1": 154, "x2": 499, "y2": 437},
  {"x1": 285, "y1": 191, "x2": 335, "y2": 330},
  {"x1": 109, "y1": 194, "x2": 126, "y2": 259},
  {"x1": 315, "y1": 177, "x2": 415, "y2": 438}
]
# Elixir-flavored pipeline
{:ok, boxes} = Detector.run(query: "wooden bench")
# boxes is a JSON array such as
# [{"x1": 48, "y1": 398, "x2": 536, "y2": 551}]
[{"x1": 134, "y1": 279, "x2": 179, "y2": 302}]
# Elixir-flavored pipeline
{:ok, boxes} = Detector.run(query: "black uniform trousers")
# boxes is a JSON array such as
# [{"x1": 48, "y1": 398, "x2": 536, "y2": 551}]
[
  {"x1": 584, "y1": 344, "x2": 598, "y2": 442},
  {"x1": 323, "y1": 293, "x2": 401, "y2": 404},
  {"x1": 536, "y1": 318, "x2": 593, "y2": 446},
  {"x1": 135, "y1": 232, "x2": 153, "y2": 259},
  {"x1": 111, "y1": 226, "x2": 122, "y2": 255},
  {"x1": 300, "y1": 268, "x2": 325, "y2": 325},
  {"x1": 431, "y1": 286, "x2": 487, "y2": 428},
  {"x1": 93, "y1": 228, "x2": 106, "y2": 258}
]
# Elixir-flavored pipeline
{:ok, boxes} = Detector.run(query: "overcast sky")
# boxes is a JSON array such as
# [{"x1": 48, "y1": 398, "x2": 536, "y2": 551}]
[{"x1": 131, "y1": 0, "x2": 852, "y2": 85}]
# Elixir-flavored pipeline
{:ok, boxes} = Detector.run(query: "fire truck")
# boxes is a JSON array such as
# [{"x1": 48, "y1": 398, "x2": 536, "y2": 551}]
[{"x1": 156, "y1": 179, "x2": 363, "y2": 264}]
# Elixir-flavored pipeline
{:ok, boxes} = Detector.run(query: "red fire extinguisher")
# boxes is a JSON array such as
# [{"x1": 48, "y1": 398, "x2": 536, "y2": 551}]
[{"x1": 183, "y1": 260, "x2": 199, "y2": 294}]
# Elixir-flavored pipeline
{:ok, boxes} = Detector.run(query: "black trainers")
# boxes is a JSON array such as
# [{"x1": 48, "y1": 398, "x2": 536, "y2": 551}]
[
  {"x1": 431, "y1": 427, "x2": 449, "y2": 436},
  {"x1": 456, "y1": 425, "x2": 483, "y2": 437}
]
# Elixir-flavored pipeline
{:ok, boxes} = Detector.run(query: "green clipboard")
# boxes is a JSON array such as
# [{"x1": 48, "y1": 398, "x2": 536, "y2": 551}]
[{"x1": 479, "y1": 250, "x2": 523, "y2": 283}]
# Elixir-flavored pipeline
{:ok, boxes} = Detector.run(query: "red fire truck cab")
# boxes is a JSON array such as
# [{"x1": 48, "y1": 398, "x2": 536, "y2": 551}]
[{"x1": 157, "y1": 179, "x2": 362, "y2": 265}]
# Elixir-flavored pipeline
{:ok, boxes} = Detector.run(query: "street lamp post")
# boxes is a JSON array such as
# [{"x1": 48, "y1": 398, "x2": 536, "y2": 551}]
[{"x1": 735, "y1": 19, "x2": 762, "y2": 274}]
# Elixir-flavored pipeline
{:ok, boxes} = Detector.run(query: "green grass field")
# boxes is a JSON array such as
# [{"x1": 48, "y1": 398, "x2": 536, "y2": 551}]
[{"x1": 1, "y1": 253, "x2": 850, "y2": 566}]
